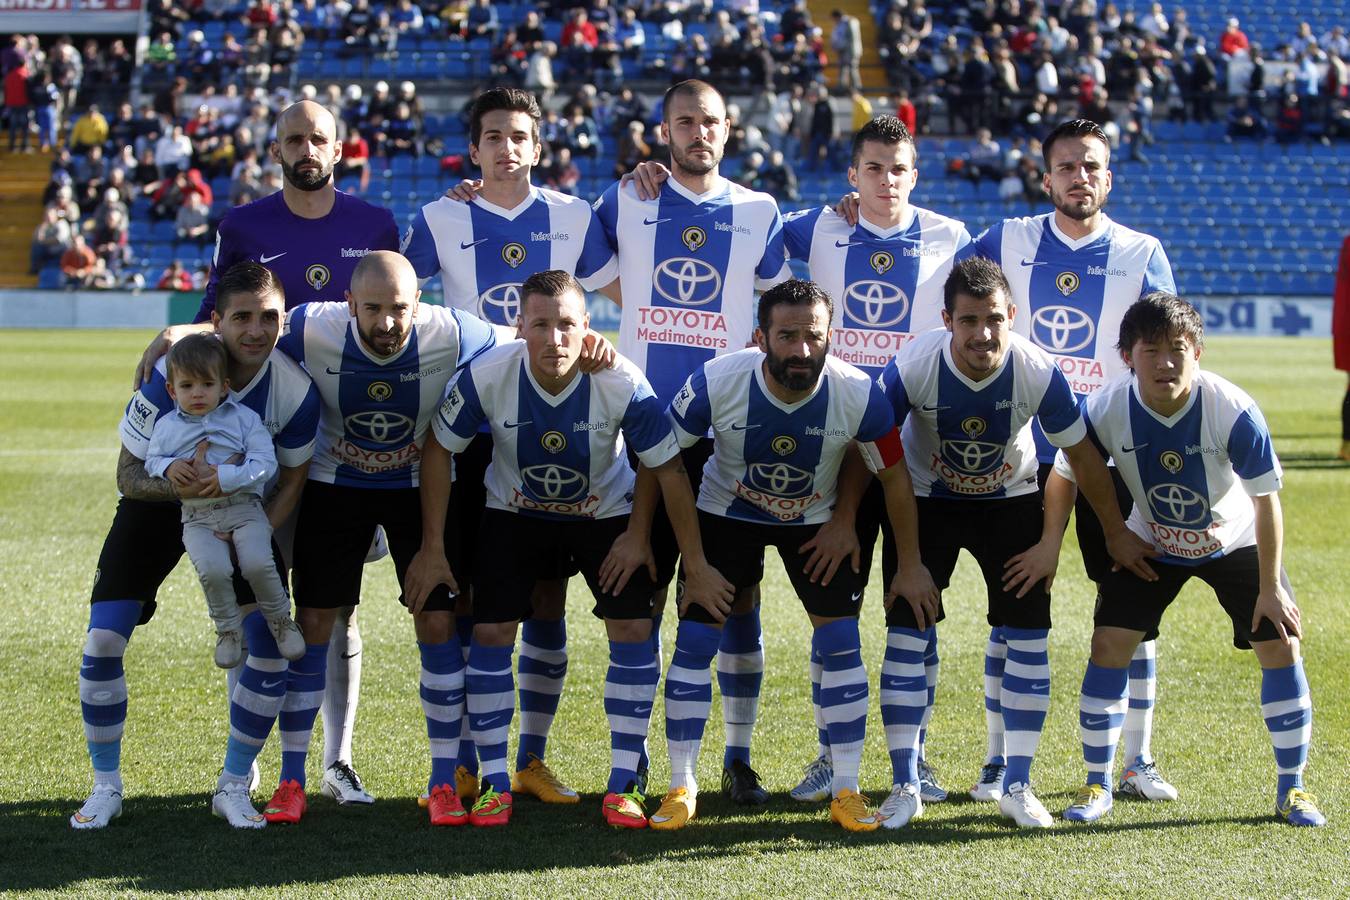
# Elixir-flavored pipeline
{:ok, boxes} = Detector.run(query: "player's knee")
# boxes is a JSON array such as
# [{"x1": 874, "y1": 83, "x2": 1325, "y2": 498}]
[
  {"x1": 730, "y1": 585, "x2": 759, "y2": 615},
  {"x1": 297, "y1": 606, "x2": 336, "y2": 642},
  {"x1": 1252, "y1": 637, "x2": 1300, "y2": 669},
  {"x1": 83, "y1": 627, "x2": 127, "y2": 659},
  {"x1": 472, "y1": 619, "x2": 518, "y2": 647},
  {"x1": 605, "y1": 617, "x2": 652, "y2": 643},
  {"x1": 529, "y1": 579, "x2": 567, "y2": 619},
  {"x1": 1089, "y1": 627, "x2": 1140, "y2": 668}
]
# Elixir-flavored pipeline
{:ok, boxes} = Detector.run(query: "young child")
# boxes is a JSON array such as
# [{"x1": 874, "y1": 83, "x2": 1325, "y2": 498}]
[{"x1": 145, "y1": 334, "x2": 305, "y2": 667}]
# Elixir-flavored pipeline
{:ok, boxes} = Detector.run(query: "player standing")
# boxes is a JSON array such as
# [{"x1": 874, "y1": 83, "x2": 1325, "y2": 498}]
[
  {"x1": 593, "y1": 79, "x2": 790, "y2": 804},
  {"x1": 135, "y1": 99, "x2": 401, "y2": 806},
  {"x1": 876, "y1": 258, "x2": 1157, "y2": 829},
  {"x1": 401, "y1": 87, "x2": 618, "y2": 805},
  {"x1": 782, "y1": 114, "x2": 971, "y2": 806},
  {"x1": 72, "y1": 262, "x2": 320, "y2": 829},
  {"x1": 968, "y1": 119, "x2": 1179, "y2": 804},
  {"x1": 1057, "y1": 293, "x2": 1325, "y2": 828}
]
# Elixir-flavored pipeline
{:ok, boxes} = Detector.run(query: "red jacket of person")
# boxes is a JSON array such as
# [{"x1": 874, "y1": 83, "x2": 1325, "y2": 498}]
[
  {"x1": 1219, "y1": 30, "x2": 1249, "y2": 57},
  {"x1": 1334, "y1": 235, "x2": 1350, "y2": 372},
  {"x1": 4, "y1": 64, "x2": 30, "y2": 107},
  {"x1": 561, "y1": 19, "x2": 599, "y2": 49},
  {"x1": 895, "y1": 99, "x2": 917, "y2": 135},
  {"x1": 153, "y1": 168, "x2": 214, "y2": 208}
]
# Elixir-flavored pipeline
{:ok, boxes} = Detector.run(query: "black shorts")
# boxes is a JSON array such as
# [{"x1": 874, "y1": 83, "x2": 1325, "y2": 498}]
[
  {"x1": 644, "y1": 438, "x2": 715, "y2": 588},
  {"x1": 854, "y1": 476, "x2": 886, "y2": 589},
  {"x1": 884, "y1": 494, "x2": 1052, "y2": 630},
  {"x1": 472, "y1": 509, "x2": 655, "y2": 624},
  {"x1": 90, "y1": 497, "x2": 284, "y2": 625},
  {"x1": 1037, "y1": 462, "x2": 1161, "y2": 642},
  {"x1": 291, "y1": 480, "x2": 455, "y2": 612},
  {"x1": 1095, "y1": 545, "x2": 1288, "y2": 649},
  {"x1": 450, "y1": 431, "x2": 575, "y2": 584},
  {"x1": 681, "y1": 511, "x2": 865, "y2": 625}
]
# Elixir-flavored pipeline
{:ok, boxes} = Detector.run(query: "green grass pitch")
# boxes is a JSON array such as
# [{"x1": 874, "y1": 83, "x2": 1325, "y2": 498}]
[{"x1": 0, "y1": 331, "x2": 1345, "y2": 897}]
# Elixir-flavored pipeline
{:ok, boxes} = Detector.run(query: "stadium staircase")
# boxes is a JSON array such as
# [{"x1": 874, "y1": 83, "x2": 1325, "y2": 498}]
[
  {"x1": 0, "y1": 149, "x2": 48, "y2": 288},
  {"x1": 808, "y1": 0, "x2": 887, "y2": 90}
]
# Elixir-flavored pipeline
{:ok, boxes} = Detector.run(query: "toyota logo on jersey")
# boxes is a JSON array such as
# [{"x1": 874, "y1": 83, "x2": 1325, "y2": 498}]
[
  {"x1": 652, "y1": 257, "x2": 723, "y2": 307},
  {"x1": 1031, "y1": 305, "x2": 1096, "y2": 354},
  {"x1": 842, "y1": 279, "x2": 911, "y2": 329},
  {"x1": 478, "y1": 282, "x2": 523, "y2": 324},
  {"x1": 345, "y1": 410, "x2": 415, "y2": 444},
  {"x1": 521, "y1": 464, "x2": 590, "y2": 502},
  {"x1": 1147, "y1": 483, "x2": 1210, "y2": 526}
]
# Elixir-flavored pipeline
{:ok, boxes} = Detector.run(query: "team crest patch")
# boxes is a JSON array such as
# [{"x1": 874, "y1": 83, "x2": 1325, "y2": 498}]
[
  {"x1": 1055, "y1": 271, "x2": 1080, "y2": 296},
  {"x1": 681, "y1": 226, "x2": 707, "y2": 252},
  {"x1": 771, "y1": 435, "x2": 797, "y2": 456},
  {"x1": 870, "y1": 250, "x2": 894, "y2": 275},
  {"x1": 961, "y1": 417, "x2": 987, "y2": 438},
  {"x1": 541, "y1": 431, "x2": 566, "y2": 453},
  {"x1": 502, "y1": 242, "x2": 526, "y2": 268},
  {"x1": 1159, "y1": 450, "x2": 1184, "y2": 473},
  {"x1": 306, "y1": 264, "x2": 331, "y2": 290},
  {"x1": 367, "y1": 381, "x2": 392, "y2": 402}
]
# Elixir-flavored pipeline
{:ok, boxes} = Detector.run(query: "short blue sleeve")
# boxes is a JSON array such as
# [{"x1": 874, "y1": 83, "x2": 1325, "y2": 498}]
[
  {"x1": 400, "y1": 209, "x2": 441, "y2": 280},
  {"x1": 592, "y1": 181, "x2": 621, "y2": 251},
  {"x1": 756, "y1": 206, "x2": 789, "y2": 281},
  {"x1": 667, "y1": 367, "x2": 712, "y2": 446},
  {"x1": 971, "y1": 221, "x2": 1004, "y2": 266},
  {"x1": 274, "y1": 382, "x2": 321, "y2": 455},
  {"x1": 783, "y1": 207, "x2": 824, "y2": 261},
  {"x1": 1141, "y1": 242, "x2": 1177, "y2": 296},
  {"x1": 452, "y1": 307, "x2": 499, "y2": 369},
  {"x1": 620, "y1": 377, "x2": 677, "y2": 458},
  {"x1": 576, "y1": 207, "x2": 618, "y2": 280},
  {"x1": 877, "y1": 357, "x2": 913, "y2": 427},
  {"x1": 433, "y1": 367, "x2": 488, "y2": 451},
  {"x1": 856, "y1": 381, "x2": 898, "y2": 442},
  {"x1": 1036, "y1": 366, "x2": 1085, "y2": 438},
  {"x1": 1227, "y1": 406, "x2": 1278, "y2": 482},
  {"x1": 276, "y1": 303, "x2": 310, "y2": 366}
]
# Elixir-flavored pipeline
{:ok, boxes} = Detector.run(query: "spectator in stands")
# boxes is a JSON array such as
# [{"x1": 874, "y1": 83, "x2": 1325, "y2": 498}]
[
  {"x1": 1219, "y1": 18, "x2": 1249, "y2": 60},
  {"x1": 1275, "y1": 93, "x2": 1304, "y2": 144},
  {"x1": 176, "y1": 192, "x2": 212, "y2": 244},
  {"x1": 133, "y1": 147, "x2": 161, "y2": 190},
  {"x1": 467, "y1": 0, "x2": 500, "y2": 43},
  {"x1": 561, "y1": 8, "x2": 598, "y2": 51},
  {"x1": 217, "y1": 32, "x2": 245, "y2": 82},
  {"x1": 959, "y1": 44, "x2": 995, "y2": 133},
  {"x1": 69, "y1": 104, "x2": 109, "y2": 155},
  {"x1": 965, "y1": 127, "x2": 1003, "y2": 182},
  {"x1": 1226, "y1": 95, "x2": 1268, "y2": 140},
  {"x1": 392, "y1": 0, "x2": 425, "y2": 33},
  {"x1": 380, "y1": 102, "x2": 421, "y2": 157},
  {"x1": 150, "y1": 167, "x2": 211, "y2": 220},
  {"x1": 1291, "y1": 22, "x2": 1318, "y2": 57},
  {"x1": 154, "y1": 123, "x2": 193, "y2": 174},
  {"x1": 877, "y1": 10, "x2": 918, "y2": 93},
  {"x1": 243, "y1": 0, "x2": 278, "y2": 31},
  {"x1": 145, "y1": 31, "x2": 177, "y2": 88},
  {"x1": 61, "y1": 233, "x2": 100, "y2": 288},
  {"x1": 1, "y1": 35, "x2": 27, "y2": 77},
  {"x1": 90, "y1": 206, "x2": 131, "y2": 270},
  {"x1": 1188, "y1": 45, "x2": 1218, "y2": 123},
  {"x1": 758, "y1": 148, "x2": 798, "y2": 202},
  {"x1": 615, "y1": 8, "x2": 645, "y2": 59},
  {"x1": 50, "y1": 181, "x2": 82, "y2": 225},
  {"x1": 93, "y1": 185, "x2": 129, "y2": 225},
  {"x1": 524, "y1": 41, "x2": 557, "y2": 101},
  {"x1": 258, "y1": 168, "x2": 281, "y2": 196},
  {"x1": 339, "y1": 126, "x2": 371, "y2": 193},
  {"x1": 75, "y1": 145, "x2": 109, "y2": 194},
  {"x1": 30, "y1": 206, "x2": 72, "y2": 274},
  {"x1": 805, "y1": 84, "x2": 835, "y2": 171},
  {"x1": 614, "y1": 120, "x2": 651, "y2": 178},
  {"x1": 157, "y1": 259, "x2": 194, "y2": 291},
  {"x1": 542, "y1": 144, "x2": 580, "y2": 195},
  {"x1": 733, "y1": 149, "x2": 763, "y2": 188},
  {"x1": 560, "y1": 104, "x2": 601, "y2": 159},
  {"x1": 588, "y1": 0, "x2": 617, "y2": 31},
  {"x1": 4, "y1": 57, "x2": 30, "y2": 152}
]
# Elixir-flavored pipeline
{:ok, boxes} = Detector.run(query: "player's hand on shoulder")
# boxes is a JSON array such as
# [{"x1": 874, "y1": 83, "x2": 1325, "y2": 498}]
[
  {"x1": 1105, "y1": 527, "x2": 1161, "y2": 582},
  {"x1": 442, "y1": 179, "x2": 484, "y2": 203},
  {"x1": 1001, "y1": 538, "x2": 1062, "y2": 599},
  {"x1": 886, "y1": 564, "x2": 939, "y2": 629},
  {"x1": 621, "y1": 160, "x2": 671, "y2": 201},
  {"x1": 1253, "y1": 581, "x2": 1302, "y2": 643},
  {"x1": 135, "y1": 324, "x2": 195, "y2": 389},
  {"x1": 599, "y1": 528, "x2": 657, "y2": 595},
  {"x1": 578, "y1": 329, "x2": 617, "y2": 373},
  {"x1": 679, "y1": 561, "x2": 735, "y2": 623},
  {"x1": 834, "y1": 191, "x2": 861, "y2": 226},
  {"x1": 404, "y1": 547, "x2": 458, "y2": 616},
  {"x1": 798, "y1": 517, "x2": 861, "y2": 586}
]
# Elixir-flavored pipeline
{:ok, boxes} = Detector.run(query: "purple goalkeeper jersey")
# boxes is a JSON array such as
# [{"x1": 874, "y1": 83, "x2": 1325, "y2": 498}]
[{"x1": 194, "y1": 190, "x2": 400, "y2": 322}]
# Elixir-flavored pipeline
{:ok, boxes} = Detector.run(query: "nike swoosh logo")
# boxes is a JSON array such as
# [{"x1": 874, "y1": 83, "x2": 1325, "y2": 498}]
[
  {"x1": 1121, "y1": 444, "x2": 1148, "y2": 453},
  {"x1": 262, "y1": 678, "x2": 284, "y2": 689},
  {"x1": 671, "y1": 687, "x2": 699, "y2": 697},
  {"x1": 1020, "y1": 259, "x2": 1047, "y2": 267},
  {"x1": 340, "y1": 651, "x2": 361, "y2": 660},
  {"x1": 643, "y1": 217, "x2": 671, "y2": 226},
  {"x1": 882, "y1": 678, "x2": 925, "y2": 691},
  {"x1": 1030, "y1": 682, "x2": 1050, "y2": 691},
  {"x1": 1083, "y1": 716, "x2": 1110, "y2": 726},
  {"x1": 920, "y1": 404, "x2": 948, "y2": 412},
  {"x1": 835, "y1": 239, "x2": 864, "y2": 248},
  {"x1": 843, "y1": 688, "x2": 867, "y2": 700},
  {"x1": 504, "y1": 420, "x2": 532, "y2": 429},
  {"x1": 729, "y1": 423, "x2": 760, "y2": 431},
  {"x1": 633, "y1": 705, "x2": 652, "y2": 715},
  {"x1": 325, "y1": 366, "x2": 360, "y2": 376},
  {"x1": 259, "y1": 252, "x2": 287, "y2": 264},
  {"x1": 81, "y1": 664, "x2": 95, "y2": 671},
  {"x1": 460, "y1": 239, "x2": 489, "y2": 250},
  {"x1": 849, "y1": 591, "x2": 862, "y2": 603},
  {"x1": 545, "y1": 666, "x2": 566, "y2": 677},
  {"x1": 475, "y1": 714, "x2": 510, "y2": 729},
  {"x1": 1280, "y1": 715, "x2": 1305, "y2": 727}
]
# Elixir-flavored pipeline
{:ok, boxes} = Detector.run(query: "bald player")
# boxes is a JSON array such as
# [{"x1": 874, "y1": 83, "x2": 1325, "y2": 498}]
[{"x1": 133, "y1": 99, "x2": 401, "y2": 808}]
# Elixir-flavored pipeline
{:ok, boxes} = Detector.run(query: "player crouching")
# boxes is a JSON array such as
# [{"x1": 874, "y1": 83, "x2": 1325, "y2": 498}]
[
  {"x1": 1059, "y1": 293, "x2": 1325, "y2": 827},
  {"x1": 407, "y1": 270, "x2": 733, "y2": 828}
]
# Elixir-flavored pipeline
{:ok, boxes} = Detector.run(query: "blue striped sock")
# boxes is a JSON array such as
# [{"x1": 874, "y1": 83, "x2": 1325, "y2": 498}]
[
  {"x1": 455, "y1": 615, "x2": 478, "y2": 777},
  {"x1": 1000, "y1": 628, "x2": 1050, "y2": 789},
  {"x1": 1079, "y1": 662, "x2": 1129, "y2": 788},
  {"x1": 665, "y1": 619, "x2": 720, "y2": 792},
  {"x1": 717, "y1": 607, "x2": 762, "y2": 769},
  {"x1": 880, "y1": 627, "x2": 928, "y2": 787},
  {"x1": 420, "y1": 638, "x2": 465, "y2": 792},
  {"x1": 466, "y1": 641, "x2": 515, "y2": 794},
  {"x1": 224, "y1": 611, "x2": 287, "y2": 778},
  {"x1": 809, "y1": 646, "x2": 828, "y2": 756},
  {"x1": 1122, "y1": 640, "x2": 1157, "y2": 765},
  {"x1": 278, "y1": 642, "x2": 329, "y2": 787},
  {"x1": 516, "y1": 618, "x2": 566, "y2": 771},
  {"x1": 983, "y1": 626, "x2": 1007, "y2": 766},
  {"x1": 1261, "y1": 661, "x2": 1312, "y2": 804},
  {"x1": 920, "y1": 627, "x2": 939, "y2": 755},
  {"x1": 638, "y1": 613, "x2": 663, "y2": 773},
  {"x1": 80, "y1": 600, "x2": 140, "y2": 781},
  {"x1": 815, "y1": 618, "x2": 868, "y2": 794},
  {"x1": 605, "y1": 639, "x2": 659, "y2": 793}
]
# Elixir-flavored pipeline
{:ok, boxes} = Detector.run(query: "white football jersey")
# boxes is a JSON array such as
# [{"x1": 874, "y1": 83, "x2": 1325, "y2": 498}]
[
  {"x1": 593, "y1": 176, "x2": 790, "y2": 404},
  {"x1": 277, "y1": 301, "x2": 497, "y2": 488},
  {"x1": 784, "y1": 204, "x2": 972, "y2": 378},
  {"x1": 1054, "y1": 370, "x2": 1282, "y2": 565},
  {"x1": 669, "y1": 348, "x2": 902, "y2": 525}
]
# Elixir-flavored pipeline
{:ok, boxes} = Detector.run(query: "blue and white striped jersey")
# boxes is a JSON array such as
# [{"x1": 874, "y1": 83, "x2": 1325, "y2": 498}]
[
  {"x1": 277, "y1": 301, "x2": 497, "y2": 488},
  {"x1": 121, "y1": 348, "x2": 320, "y2": 469},
  {"x1": 879, "y1": 328, "x2": 1085, "y2": 499},
  {"x1": 1054, "y1": 370, "x2": 1282, "y2": 565},
  {"x1": 973, "y1": 213, "x2": 1175, "y2": 460},
  {"x1": 431, "y1": 341, "x2": 678, "y2": 520},
  {"x1": 669, "y1": 349, "x2": 902, "y2": 525},
  {"x1": 400, "y1": 186, "x2": 618, "y2": 325},
  {"x1": 784, "y1": 205, "x2": 972, "y2": 379},
  {"x1": 593, "y1": 176, "x2": 790, "y2": 404}
]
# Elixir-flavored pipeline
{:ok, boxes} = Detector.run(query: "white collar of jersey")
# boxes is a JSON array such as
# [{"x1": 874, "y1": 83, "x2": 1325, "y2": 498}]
[
  {"x1": 856, "y1": 205, "x2": 915, "y2": 240},
  {"x1": 470, "y1": 185, "x2": 539, "y2": 221},
  {"x1": 1130, "y1": 375, "x2": 1199, "y2": 426},
  {"x1": 941, "y1": 338, "x2": 1010, "y2": 391},
  {"x1": 1047, "y1": 212, "x2": 1112, "y2": 250},
  {"x1": 522, "y1": 354, "x2": 585, "y2": 406},
  {"x1": 664, "y1": 173, "x2": 729, "y2": 205},
  {"x1": 232, "y1": 354, "x2": 273, "y2": 398},
  {"x1": 753, "y1": 354, "x2": 825, "y2": 413}
]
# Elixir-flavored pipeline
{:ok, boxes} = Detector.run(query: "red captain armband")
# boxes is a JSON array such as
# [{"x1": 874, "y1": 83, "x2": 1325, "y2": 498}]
[{"x1": 869, "y1": 427, "x2": 906, "y2": 470}]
